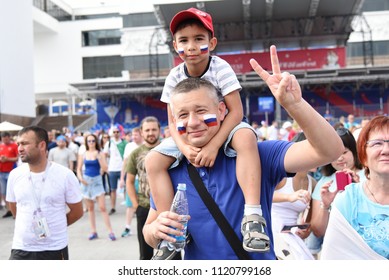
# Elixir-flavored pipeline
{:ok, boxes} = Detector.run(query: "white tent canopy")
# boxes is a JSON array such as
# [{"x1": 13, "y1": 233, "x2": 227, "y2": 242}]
[{"x1": 0, "y1": 121, "x2": 23, "y2": 131}]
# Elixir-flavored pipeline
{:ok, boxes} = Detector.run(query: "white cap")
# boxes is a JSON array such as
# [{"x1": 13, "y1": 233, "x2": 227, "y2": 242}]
[{"x1": 282, "y1": 121, "x2": 292, "y2": 129}]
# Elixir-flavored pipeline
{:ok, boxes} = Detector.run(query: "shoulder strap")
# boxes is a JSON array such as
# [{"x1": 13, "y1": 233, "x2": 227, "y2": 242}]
[{"x1": 187, "y1": 163, "x2": 251, "y2": 260}]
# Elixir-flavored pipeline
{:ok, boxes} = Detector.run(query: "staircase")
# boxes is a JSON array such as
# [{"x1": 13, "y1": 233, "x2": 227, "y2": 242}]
[{"x1": 35, "y1": 115, "x2": 95, "y2": 132}]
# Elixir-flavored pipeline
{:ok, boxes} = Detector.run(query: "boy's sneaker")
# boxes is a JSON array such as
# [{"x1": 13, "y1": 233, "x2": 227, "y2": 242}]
[
  {"x1": 121, "y1": 228, "x2": 131, "y2": 237},
  {"x1": 151, "y1": 245, "x2": 178, "y2": 260},
  {"x1": 88, "y1": 232, "x2": 98, "y2": 240},
  {"x1": 108, "y1": 233, "x2": 116, "y2": 241}
]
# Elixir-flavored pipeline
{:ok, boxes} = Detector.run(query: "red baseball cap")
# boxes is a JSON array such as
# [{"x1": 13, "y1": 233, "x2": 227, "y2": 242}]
[{"x1": 170, "y1": 7, "x2": 214, "y2": 37}]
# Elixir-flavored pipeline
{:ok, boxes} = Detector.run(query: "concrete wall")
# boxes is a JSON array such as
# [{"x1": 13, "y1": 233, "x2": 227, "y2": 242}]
[{"x1": 0, "y1": 1, "x2": 35, "y2": 118}]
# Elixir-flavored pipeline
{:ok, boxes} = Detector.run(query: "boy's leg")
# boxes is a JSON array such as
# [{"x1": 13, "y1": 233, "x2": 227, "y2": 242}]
[
  {"x1": 145, "y1": 150, "x2": 175, "y2": 213},
  {"x1": 230, "y1": 128, "x2": 270, "y2": 253}
]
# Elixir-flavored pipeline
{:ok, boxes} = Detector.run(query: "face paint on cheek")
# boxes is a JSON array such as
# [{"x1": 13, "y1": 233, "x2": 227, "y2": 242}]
[
  {"x1": 176, "y1": 122, "x2": 186, "y2": 135},
  {"x1": 203, "y1": 114, "x2": 217, "y2": 127},
  {"x1": 200, "y1": 45, "x2": 209, "y2": 54},
  {"x1": 177, "y1": 48, "x2": 185, "y2": 58}
]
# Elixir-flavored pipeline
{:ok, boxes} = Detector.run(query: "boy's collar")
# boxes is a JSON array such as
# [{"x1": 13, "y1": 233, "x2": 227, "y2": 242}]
[{"x1": 184, "y1": 56, "x2": 212, "y2": 78}]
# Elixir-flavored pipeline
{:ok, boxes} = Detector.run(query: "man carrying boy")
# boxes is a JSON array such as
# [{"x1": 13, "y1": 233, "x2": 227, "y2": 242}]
[
  {"x1": 143, "y1": 46, "x2": 343, "y2": 260},
  {"x1": 145, "y1": 7, "x2": 267, "y2": 258}
]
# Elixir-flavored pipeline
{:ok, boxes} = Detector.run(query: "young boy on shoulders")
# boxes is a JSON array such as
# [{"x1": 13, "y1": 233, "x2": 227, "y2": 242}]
[{"x1": 145, "y1": 7, "x2": 268, "y2": 256}]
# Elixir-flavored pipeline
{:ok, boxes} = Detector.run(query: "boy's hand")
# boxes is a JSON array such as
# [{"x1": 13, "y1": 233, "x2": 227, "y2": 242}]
[
  {"x1": 194, "y1": 143, "x2": 218, "y2": 167},
  {"x1": 181, "y1": 144, "x2": 201, "y2": 165},
  {"x1": 250, "y1": 45, "x2": 303, "y2": 110}
]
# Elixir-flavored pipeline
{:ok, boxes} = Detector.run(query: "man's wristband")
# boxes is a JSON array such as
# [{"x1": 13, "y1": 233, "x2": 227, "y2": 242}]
[{"x1": 320, "y1": 202, "x2": 331, "y2": 212}]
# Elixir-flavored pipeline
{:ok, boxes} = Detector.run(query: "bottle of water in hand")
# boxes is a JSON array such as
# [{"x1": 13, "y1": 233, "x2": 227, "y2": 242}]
[{"x1": 167, "y1": 183, "x2": 189, "y2": 252}]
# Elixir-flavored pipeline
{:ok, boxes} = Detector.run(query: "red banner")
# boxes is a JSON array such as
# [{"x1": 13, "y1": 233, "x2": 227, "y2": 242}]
[{"x1": 174, "y1": 47, "x2": 346, "y2": 74}]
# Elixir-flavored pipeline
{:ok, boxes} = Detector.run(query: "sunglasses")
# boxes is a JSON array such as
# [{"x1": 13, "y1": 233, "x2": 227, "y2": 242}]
[
  {"x1": 113, "y1": 131, "x2": 120, "y2": 134},
  {"x1": 103, "y1": 136, "x2": 109, "y2": 139},
  {"x1": 87, "y1": 140, "x2": 96, "y2": 143}
]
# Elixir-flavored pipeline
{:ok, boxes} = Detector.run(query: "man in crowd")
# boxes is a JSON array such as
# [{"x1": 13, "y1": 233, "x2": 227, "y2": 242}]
[
  {"x1": 6, "y1": 126, "x2": 83, "y2": 260},
  {"x1": 0, "y1": 131, "x2": 18, "y2": 218},
  {"x1": 125, "y1": 117, "x2": 180, "y2": 260}
]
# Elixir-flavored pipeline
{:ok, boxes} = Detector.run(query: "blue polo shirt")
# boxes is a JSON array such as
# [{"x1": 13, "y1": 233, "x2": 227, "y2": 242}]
[{"x1": 151, "y1": 140, "x2": 293, "y2": 260}]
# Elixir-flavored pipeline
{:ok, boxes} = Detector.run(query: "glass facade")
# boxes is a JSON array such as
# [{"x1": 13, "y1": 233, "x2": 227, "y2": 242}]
[
  {"x1": 83, "y1": 56, "x2": 124, "y2": 79},
  {"x1": 82, "y1": 29, "x2": 122, "y2": 46}
]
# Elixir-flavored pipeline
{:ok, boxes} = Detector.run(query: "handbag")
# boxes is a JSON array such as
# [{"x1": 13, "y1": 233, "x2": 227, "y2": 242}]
[{"x1": 187, "y1": 164, "x2": 251, "y2": 260}]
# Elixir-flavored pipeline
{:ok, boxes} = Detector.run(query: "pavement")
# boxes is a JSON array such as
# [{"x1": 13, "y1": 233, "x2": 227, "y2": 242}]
[{"x1": 0, "y1": 194, "x2": 141, "y2": 260}]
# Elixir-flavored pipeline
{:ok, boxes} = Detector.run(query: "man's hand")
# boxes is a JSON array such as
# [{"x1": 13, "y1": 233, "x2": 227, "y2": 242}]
[
  {"x1": 250, "y1": 45, "x2": 303, "y2": 110},
  {"x1": 149, "y1": 211, "x2": 189, "y2": 243}
]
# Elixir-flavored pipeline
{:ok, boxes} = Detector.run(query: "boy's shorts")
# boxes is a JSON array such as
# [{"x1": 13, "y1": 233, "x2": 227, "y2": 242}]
[{"x1": 152, "y1": 121, "x2": 255, "y2": 169}]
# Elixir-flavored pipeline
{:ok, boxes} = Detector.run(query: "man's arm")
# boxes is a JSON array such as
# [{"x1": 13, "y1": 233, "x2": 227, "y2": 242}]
[
  {"x1": 66, "y1": 201, "x2": 83, "y2": 226},
  {"x1": 250, "y1": 46, "x2": 343, "y2": 173},
  {"x1": 8, "y1": 202, "x2": 16, "y2": 218}
]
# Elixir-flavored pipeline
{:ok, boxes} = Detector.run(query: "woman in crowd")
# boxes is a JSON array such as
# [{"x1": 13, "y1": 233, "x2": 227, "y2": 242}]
[
  {"x1": 100, "y1": 132, "x2": 111, "y2": 195},
  {"x1": 271, "y1": 132, "x2": 316, "y2": 260},
  {"x1": 308, "y1": 127, "x2": 365, "y2": 256},
  {"x1": 321, "y1": 115, "x2": 388, "y2": 259},
  {"x1": 77, "y1": 133, "x2": 116, "y2": 241}
]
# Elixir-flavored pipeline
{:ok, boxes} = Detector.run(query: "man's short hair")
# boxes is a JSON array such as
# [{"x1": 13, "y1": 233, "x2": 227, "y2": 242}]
[
  {"x1": 140, "y1": 116, "x2": 160, "y2": 129},
  {"x1": 170, "y1": 78, "x2": 223, "y2": 113},
  {"x1": 1, "y1": 131, "x2": 10, "y2": 138},
  {"x1": 18, "y1": 126, "x2": 49, "y2": 150}
]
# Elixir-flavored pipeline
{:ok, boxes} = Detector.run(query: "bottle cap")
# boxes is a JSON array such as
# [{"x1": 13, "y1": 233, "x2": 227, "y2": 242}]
[{"x1": 177, "y1": 183, "x2": 186, "y2": 191}]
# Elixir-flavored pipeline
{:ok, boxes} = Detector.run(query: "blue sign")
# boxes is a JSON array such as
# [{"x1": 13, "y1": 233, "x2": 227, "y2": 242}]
[{"x1": 258, "y1": 97, "x2": 274, "y2": 113}]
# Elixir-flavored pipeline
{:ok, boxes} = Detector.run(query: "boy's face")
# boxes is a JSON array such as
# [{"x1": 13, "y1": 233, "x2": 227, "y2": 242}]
[
  {"x1": 171, "y1": 88, "x2": 226, "y2": 148},
  {"x1": 173, "y1": 24, "x2": 217, "y2": 69}
]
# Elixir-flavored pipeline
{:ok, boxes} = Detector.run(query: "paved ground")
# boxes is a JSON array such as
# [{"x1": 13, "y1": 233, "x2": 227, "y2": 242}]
[{"x1": 0, "y1": 195, "x2": 141, "y2": 260}]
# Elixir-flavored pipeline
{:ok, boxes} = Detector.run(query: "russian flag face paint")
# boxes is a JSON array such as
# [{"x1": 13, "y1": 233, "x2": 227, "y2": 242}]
[
  {"x1": 176, "y1": 122, "x2": 186, "y2": 135},
  {"x1": 203, "y1": 114, "x2": 217, "y2": 127},
  {"x1": 177, "y1": 48, "x2": 185, "y2": 58},
  {"x1": 200, "y1": 44, "x2": 209, "y2": 54}
]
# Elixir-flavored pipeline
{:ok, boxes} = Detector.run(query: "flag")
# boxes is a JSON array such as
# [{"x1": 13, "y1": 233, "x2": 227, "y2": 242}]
[
  {"x1": 200, "y1": 45, "x2": 208, "y2": 54},
  {"x1": 177, "y1": 48, "x2": 185, "y2": 57},
  {"x1": 203, "y1": 114, "x2": 217, "y2": 127},
  {"x1": 176, "y1": 122, "x2": 186, "y2": 134}
]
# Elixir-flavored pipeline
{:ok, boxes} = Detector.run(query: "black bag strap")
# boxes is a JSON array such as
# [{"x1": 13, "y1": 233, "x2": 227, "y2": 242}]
[{"x1": 187, "y1": 163, "x2": 251, "y2": 260}]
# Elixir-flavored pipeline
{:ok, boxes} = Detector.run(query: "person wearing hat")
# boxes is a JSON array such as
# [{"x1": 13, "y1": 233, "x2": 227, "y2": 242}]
[
  {"x1": 48, "y1": 135, "x2": 76, "y2": 170},
  {"x1": 145, "y1": 7, "x2": 268, "y2": 258},
  {"x1": 0, "y1": 131, "x2": 18, "y2": 218}
]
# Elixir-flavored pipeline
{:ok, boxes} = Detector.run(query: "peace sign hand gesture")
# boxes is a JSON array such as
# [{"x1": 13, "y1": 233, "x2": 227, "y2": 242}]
[{"x1": 249, "y1": 45, "x2": 303, "y2": 111}]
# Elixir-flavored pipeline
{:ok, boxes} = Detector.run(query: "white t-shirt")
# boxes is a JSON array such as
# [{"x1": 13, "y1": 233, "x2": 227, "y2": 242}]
[
  {"x1": 103, "y1": 140, "x2": 123, "y2": 172},
  {"x1": 161, "y1": 56, "x2": 241, "y2": 104},
  {"x1": 6, "y1": 162, "x2": 82, "y2": 251},
  {"x1": 123, "y1": 142, "x2": 140, "y2": 159}
]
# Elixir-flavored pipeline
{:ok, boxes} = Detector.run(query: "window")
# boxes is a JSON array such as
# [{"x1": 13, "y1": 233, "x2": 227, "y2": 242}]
[
  {"x1": 83, "y1": 56, "x2": 124, "y2": 79},
  {"x1": 82, "y1": 29, "x2": 122, "y2": 46},
  {"x1": 122, "y1": 13, "x2": 158, "y2": 27}
]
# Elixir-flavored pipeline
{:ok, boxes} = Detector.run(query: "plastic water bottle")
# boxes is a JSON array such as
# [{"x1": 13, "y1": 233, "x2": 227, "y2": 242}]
[{"x1": 167, "y1": 183, "x2": 189, "y2": 251}]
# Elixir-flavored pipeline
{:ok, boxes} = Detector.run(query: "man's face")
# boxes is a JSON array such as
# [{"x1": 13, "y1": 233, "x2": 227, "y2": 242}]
[
  {"x1": 1, "y1": 135, "x2": 10, "y2": 144},
  {"x1": 171, "y1": 88, "x2": 225, "y2": 148},
  {"x1": 17, "y1": 131, "x2": 42, "y2": 164},
  {"x1": 141, "y1": 122, "x2": 160, "y2": 146},
  {"x1": 132, "y1": 131, "x2": 143, "y2": 145},
  {"x1": 57, "y1": 139, "x2": 66, "y2": 148},
  {"x1": 112, "y1": 129, "x2": 120, "y2": 140}
]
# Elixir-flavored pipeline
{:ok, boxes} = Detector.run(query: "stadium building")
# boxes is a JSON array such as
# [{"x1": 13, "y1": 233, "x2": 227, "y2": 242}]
[{"x1": 1, "y1": 0, "x2": 389, "y2": 131}]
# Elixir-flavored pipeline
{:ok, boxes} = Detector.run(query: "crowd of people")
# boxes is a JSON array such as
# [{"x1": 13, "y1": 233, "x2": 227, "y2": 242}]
[{"x1": 1, "y1": 7, "x2": 387, "y2": 261}]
